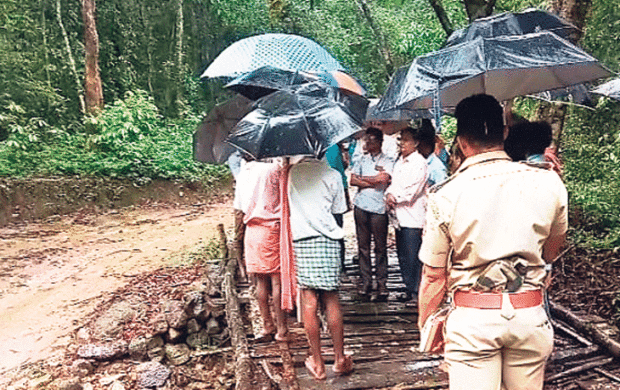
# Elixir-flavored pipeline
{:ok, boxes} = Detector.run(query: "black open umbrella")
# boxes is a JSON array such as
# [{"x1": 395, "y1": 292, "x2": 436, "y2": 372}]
[
  {"x1": 446, "y1": 8, "x2": 579, "y2": 47},
  {"x1": 374, "y1": 31, "x2": 612, "y2": 116},
  {"x1": 225, "y1": 65, "x2": 366, "y2": 100},
  {"x1": 225, "y1": 82, "x2": 368, "y2": 160}
]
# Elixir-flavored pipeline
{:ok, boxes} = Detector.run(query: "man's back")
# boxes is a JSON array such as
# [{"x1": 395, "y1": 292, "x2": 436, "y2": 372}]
[{"x1": 422, "y1": 151, "x2": 567, "y2": 290}]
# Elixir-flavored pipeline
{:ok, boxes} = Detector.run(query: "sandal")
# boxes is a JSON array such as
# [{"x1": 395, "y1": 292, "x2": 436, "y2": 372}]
[
  {"x1": 332, "y1": 356, "x2": 353, "y2": 376},
  {"x1": 305, "y1": 357, "x2": 326, "y2": 380}
]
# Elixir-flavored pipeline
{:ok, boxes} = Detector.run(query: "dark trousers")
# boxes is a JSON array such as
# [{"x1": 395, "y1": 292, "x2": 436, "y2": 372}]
[
  {"x1": 395, "y1": 227, "x2": 423, "y2": 295},
  {"x1": 333, "y1": 213, "x2": 345, "y2": 271},
  {"x1": 354, "y1": 206, "x2": 388, "y2": 292}
]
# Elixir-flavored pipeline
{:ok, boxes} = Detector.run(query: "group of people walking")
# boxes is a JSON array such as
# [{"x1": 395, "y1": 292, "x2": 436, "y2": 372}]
[{"x1": 230, "y1": 93, "x2": 567, "y2": 390}]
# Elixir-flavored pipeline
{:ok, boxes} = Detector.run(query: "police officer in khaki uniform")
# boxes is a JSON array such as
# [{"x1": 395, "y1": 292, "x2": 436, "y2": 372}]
[{"x1": 418, "y1": 94, "x2": 568, "y2": 390}]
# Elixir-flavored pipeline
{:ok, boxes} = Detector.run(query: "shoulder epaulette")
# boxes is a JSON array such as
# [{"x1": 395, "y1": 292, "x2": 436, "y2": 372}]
[
  {"x1": 429, "y1": 174, "x2": 454, "y2": 193},
  {"x1": 520, "y1": 160, "x2": 553, "y2": 170}
]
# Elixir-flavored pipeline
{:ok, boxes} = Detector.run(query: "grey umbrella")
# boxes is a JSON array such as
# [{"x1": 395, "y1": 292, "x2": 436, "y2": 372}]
[
  {"x1": 192, "y1": 95, "x2": 254, "y2": 164},
  {"x1": 374, "y1": 31, "x2": 612, "y2": 116},
  {"x1": 591, "y1": 78, "x2": 620, "y2": 101},
  {"x1": 446, "y1": 8, "x2": 580, "y2": 47}
]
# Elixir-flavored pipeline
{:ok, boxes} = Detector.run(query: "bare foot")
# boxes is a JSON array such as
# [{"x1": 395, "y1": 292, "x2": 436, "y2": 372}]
[
  {"x1": 333, "y1": 355, "x2": 353, "y2": 375},
  {"x1": 305, "y1": 356, "x2": 326, "y2": 380},
  {"x1": 274, "y1": 331, "x2": 288, "y2": 342},
  {"x1": 255, "y1": 323, "x2": 276, "y2": 340}
]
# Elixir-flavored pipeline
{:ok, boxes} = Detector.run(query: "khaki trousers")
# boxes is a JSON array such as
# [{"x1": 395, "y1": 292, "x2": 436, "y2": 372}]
[{"x1": 444, "y1": 296, "x2": 553, "y2": 390}]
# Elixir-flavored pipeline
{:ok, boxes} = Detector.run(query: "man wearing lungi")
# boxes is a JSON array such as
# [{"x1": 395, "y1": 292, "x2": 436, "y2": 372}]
[
  {"x1": 241, "y1": 160, "x2": 288, "y2": 341},
  {"x1": 289, "y1": 157, "x2": 353, "y2": 380}
]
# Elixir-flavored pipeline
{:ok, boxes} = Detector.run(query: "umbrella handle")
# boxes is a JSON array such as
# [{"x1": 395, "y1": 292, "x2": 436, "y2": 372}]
[{"x1": 433, "y1": 87, "x2": 442, "y2": 133}]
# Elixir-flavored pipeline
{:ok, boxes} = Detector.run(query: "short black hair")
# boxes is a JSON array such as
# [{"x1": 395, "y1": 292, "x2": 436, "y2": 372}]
[
  {"x1": 365, "y1": 127, "x2": 383, "y2": 144},
  {"x1": 455, "y1": 94, "x2": 504, "y2": 147},
  {"x1": 413, "y1": 119, "x2": 436, "y2": 149},
  {"x1": 505, "y1": 120, "x2": 552, "y2": 160}
]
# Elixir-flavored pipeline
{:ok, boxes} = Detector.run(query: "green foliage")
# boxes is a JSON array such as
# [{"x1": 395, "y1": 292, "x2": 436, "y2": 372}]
[
  {"x1": 562, "y1": 98, "x2": 620, "y2": 249},
  {"x1": 0, "y1": 90, "x2": 229, "y2": 183},
  {"x1": 1, "y1": 0, "x2": 619, "y2": 251}
]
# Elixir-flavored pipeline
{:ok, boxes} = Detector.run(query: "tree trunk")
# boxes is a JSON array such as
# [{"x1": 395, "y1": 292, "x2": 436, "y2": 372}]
[
  {"x1": 535, "y1": 0, "x2": 592, "y2": 150},
  {"x1": 352, "y1": 0, "x2": 395, "y2": 76},
  {"x1": 175, "y1": 0, "x2": 184, "y2": 111},
  {"x1": 427, "y1": 0, "x2": 454, "y2": 37},
  {"x1": 463, "y1": 0, "x2": 496, "y2": 22},
  {"x1": 141, "y1": 3, "x2": 154, "y2": 93},
  {"x1": 551, "y1": 0, "x2": 590, "y2": 42},
  {"x1": 56, "y1": 0, "x2": 85, "y2": 114},
  {"x1": 41, "y1": 0, "x2": 52, "y2": 90},
  {"x1": 82, "y1": 0, "x2": 104, "y2": 115}
]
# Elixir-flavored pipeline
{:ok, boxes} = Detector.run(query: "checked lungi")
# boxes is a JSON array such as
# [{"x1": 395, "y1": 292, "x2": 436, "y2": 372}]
[{"x1": 294, "y1": 235, "x2": 341, "y2": 291}]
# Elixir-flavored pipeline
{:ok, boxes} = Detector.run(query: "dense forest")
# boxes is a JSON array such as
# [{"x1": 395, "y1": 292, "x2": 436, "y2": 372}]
[{"x1": 0, "y1": 0, "x2": 619, "y2": 248}]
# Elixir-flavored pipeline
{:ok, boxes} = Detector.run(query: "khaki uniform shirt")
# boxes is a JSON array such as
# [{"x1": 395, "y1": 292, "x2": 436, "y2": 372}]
[{"x1": 419, "y1": 151, "x2": 568, "y2": 292}]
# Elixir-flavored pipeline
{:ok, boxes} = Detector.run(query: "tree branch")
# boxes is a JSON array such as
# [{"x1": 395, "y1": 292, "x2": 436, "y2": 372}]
[{"x1": 427, "y1": 0, "x2": 454, "y2": 37}]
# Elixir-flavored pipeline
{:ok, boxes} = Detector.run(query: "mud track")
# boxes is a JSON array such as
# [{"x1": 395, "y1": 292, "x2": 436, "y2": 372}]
[{"x1": 0, "y1": 196, "x2": 235, "y2": 376}]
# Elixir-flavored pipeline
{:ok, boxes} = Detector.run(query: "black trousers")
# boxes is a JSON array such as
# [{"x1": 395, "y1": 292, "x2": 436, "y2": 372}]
[
  {"x1": 353, "y1": 206, "x2": 388, "y2": 292},
  {"x1": 333, "y1": 213, "x2": 345, "y2": 271}
]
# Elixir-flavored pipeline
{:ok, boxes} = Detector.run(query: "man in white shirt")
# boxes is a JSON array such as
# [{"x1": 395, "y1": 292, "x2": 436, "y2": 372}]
[
  {"x1": 350, "y1": 128, "x2": 395, "y2": 301},
  {"x1": 289, "y1": 158, "x2": 353, "y2": 380},
  {"x1": 385, "y1": 127, "x2": 428, "y2": 302}
]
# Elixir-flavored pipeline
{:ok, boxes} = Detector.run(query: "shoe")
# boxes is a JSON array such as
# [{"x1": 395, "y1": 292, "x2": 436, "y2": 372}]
[
  {"x1": 373, "y1": 291, "x2": 389, "y2": 302},
  {"x1": 359, "y1": 292, "x2": 371, "y2": 302},
  {"x1": 396, "y1": 292, "x2": 413, "y2": 302}
]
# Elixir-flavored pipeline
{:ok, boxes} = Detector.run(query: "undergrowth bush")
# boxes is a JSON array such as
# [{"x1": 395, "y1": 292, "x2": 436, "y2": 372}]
[
  {"x1": 0, "y1": 90, "x2": 229, "y2": 185},
  {"x1": 562, "y1": 98, "x2": 620, "y2": 249}
]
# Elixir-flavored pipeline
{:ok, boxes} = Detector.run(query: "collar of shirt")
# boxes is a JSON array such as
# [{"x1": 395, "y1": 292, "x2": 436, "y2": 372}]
[
  {"x1": 400, "y1": 151, "x2": 421, "y2": 163},
  {"x1": 456, "y1": 150, "x2": 511, "y2": 174}
]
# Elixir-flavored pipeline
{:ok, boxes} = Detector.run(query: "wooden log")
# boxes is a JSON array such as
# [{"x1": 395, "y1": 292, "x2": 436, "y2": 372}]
[
  {"x1": 550, "y1": 345, "x2": 600, "y2": 365},
  {"x1": 277, "y1": 341, "x2": 301, "y2": 390},
  {"x1": 217, "y1": 223, "x2": 229, "y2": 260},
  {"x1": 223, "y1": 257, "x2": 254, "y2": 390},
  {"x1": 545, "y1": 356, "x2": 614, "y2": 382},
  {"x1": 549, "y1": 301, "x2": 620, "y2": 358},
  {"x1": 551, "y1": 318, "x2": 593, "y2": 347},
  {"x1": 594, "y1": 367, "x2": 620, "y2": 383}
]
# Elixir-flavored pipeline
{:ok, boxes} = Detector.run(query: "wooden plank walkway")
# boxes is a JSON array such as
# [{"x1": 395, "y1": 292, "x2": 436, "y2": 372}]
[{"x1": 235, "y1": 225, "x2": 620, "y2": 389}]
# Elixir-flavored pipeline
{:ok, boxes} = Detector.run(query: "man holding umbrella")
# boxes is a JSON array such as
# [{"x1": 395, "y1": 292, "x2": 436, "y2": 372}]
[{"x1": 418, "y1": 94, "x2": 567, "y2": 390}]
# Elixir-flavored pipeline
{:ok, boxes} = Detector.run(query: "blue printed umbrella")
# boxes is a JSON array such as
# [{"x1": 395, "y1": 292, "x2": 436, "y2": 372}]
[{"x1": 201, "y1": 34, "x2": 344, "y2": 80}]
